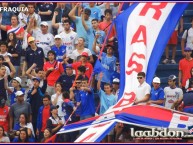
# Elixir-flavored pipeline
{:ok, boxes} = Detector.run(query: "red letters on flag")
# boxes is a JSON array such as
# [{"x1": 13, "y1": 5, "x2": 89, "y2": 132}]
[{"x1": 139, "y1": 3, "x2": 168, "y2": 20}]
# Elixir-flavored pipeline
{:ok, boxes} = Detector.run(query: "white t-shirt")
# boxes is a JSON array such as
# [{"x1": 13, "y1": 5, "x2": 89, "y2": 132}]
[
  {"x1": 35, "y1": 32, "x2": 54, "y2": 57},
  {"x1": 59, "y1": 30, "x2": 78, "y2": 57},
  {"x1": 51, "y1": 93, "x2": 65, "y2": 119},
  {"x1": 164, "y1": 86, "x2": 183, "y2": 109},
  {"x1": 135, "y1": 82, "x2": 151, "y2": 102},
  {"x1": 32, "y1": 27, "x2": 41, "y2": 39},
  {"x1": 70, "y1": 48, "x2": 92, "y2": 61},
  {"x1": 182, "y1": 27, "x2": 193, "y2": 50}
]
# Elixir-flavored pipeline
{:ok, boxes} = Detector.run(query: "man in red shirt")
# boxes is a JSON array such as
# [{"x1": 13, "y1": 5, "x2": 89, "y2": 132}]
[
  {"x1": 36, "y1": 95, "x2": 52, "y2": 141},
  {"x1": 179, "y1": 47, "x2": 193, "y2": 90},
  {"x1": 0, "y1": 98, "x2": 9, "y2": 133},
  {"x1": 70, "y1": 52, "x2": 93, "y2": 79},
  {"x1": 99, "y1": 9, "x2": 116, "y2": 44},
  {"x1": 43, "y1": 50, "x2": 64, "y2": 95}
]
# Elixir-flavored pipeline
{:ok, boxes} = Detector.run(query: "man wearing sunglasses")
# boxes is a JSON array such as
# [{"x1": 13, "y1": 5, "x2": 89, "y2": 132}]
[{"x1": 134, "y1": 72, "x2": 151, "y2": 105}]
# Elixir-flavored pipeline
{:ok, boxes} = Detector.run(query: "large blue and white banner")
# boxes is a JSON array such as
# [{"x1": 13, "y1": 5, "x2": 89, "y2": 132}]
[{"x1": 57, "y1": 3, "x2": 188, "y2": 142}]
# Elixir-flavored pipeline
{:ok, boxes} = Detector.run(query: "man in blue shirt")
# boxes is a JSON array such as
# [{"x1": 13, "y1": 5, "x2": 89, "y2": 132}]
[
  {"x1": 56, "y1": 65, "x2": 75, "y2": 92},
  {"x1": 69, "y1": 4, "x2": 91, "y2": 47},
  {"x1": 147, "y1": 77, "x2": 164, "y2": 106},
  {"x1": 77, "y1": 77, "x2": 95, "y2": 120},
  {"x1": 97, "y1": 72, "x2": 117, "y2": 115},
  {"x1": 51, "y1": 35, "x2": 67, "y2": 62},
  {"x1": 23, "y1": 37, "x2": 45, "y2": 76}
]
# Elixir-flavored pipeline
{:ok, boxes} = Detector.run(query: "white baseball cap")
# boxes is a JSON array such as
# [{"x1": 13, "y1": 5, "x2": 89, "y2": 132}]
[
  {"x1": 54, "y1": 35, "x2": 62, "y2": 39},
  {"x1": 15, "y1": 91, "x2": 24, "y2": 96},
  {"x1": 40, "y1": 21, "x2": 48, "y2": 26},
  {"x1": 113, "y1": 78, "x2": 120, "y2": 84},
  {"x1": 13, "y1": 77, "x2": 22, "y2": 85},
  {"x1": 153, "y1": 77, "x2": 161, "y2": 83}
]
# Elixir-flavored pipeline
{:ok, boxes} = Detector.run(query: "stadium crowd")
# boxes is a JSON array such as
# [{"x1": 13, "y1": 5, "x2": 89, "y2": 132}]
[{"x1": 0, "y1": 2, "x2": 192, "y2": 143}]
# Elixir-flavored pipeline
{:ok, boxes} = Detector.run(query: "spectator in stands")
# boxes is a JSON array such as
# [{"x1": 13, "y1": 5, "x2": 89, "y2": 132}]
[
  {"x1": 61, "y1": 91, "x2": 78, "y2": 142},
  {"x1": 0, "y1": 41, "x2": 12, "y2": 58},
  {"x1": 56, "y1": 65, "x2": 76, "y2": 92},
  {"x1": 163, "y1": 17, "x2": 183, "y2": 64},
  {"x1": 185, "y1": 67, "x2": 193, "y2": 91},
  {"x1": 0, "y1": 15, "x2": 24, "y2": 40},
  {"x1": 51, "y1": 35, "x2": 67, "y2": 63},
  {"x1": 70, "y1": 52, "x2": 93, "y2": 79},
  {"x1": 84, "y1": 3, "x2": 102, "y2": 20},
  {"x1": 0, "y1": 56, "x2": 11, "y2": 76},
  {"x1": 52, "y1": 11, "x2": 75, "y2": 34},
  {"x1": 27, "y1": 3, "x2": 41, "y2": 26},
  {"x1": 55, "y1": 3, "x2": 71, "y2": 23},
  {"x1": 69, "y1": 3, "x2": 92, "y2": 47},
  {"x1": 26, "y1": 15, "x2": 41, "y2": 39},
  {"x1": 147, "y1": 77, "x2": 164, "y2": 106},
  {"x1": 94, "y1": 44, "x2": 116, "y2": 89},
  {"x1": 69, "y1": 75, "x2": 83, "y2": 121},
  {"x1": 99, "y1": 9, "x2": 116, "y2": 44},
  {"x1": 40, "y1": 128, "x2": 52, "y2": 143},
  {"x1": 0, "y1": 99, "x2": 9, "y2": 134},
  {"x1": 10, "y1": 77, "x2": 25, "y2": 105},
  {"x1": 13, "y1": 113, "x2": 35, "y2": 142},
  {"x1": 46, "y1": 105, "x2": 64, "y2": 135},
  {"x1": 70, "y1": 37, "x2": 93, "y2": 63},
  {"x1": 22, "y1": 37, "x2": 45, "y2": 76},
  {"x1": 77, "y1": 77, "x2": 95, "y2": 121},
  {"x1": 9, "y1": 91, "x2": 32, "y2": 132},
  {"x1": 178, "y1": 47, "x2": 193, "y2": 90},
  {"x1": 81, "y1": 13, "x2": 105, "y2": 63},
  {"x1": 112, "y1": 78, "x2": 120, "y2": 102},
  {"x1": 110, "y1": 60, "x2": 120, "y2": 84},
  {"x1": 7, "y1": 32, "x2": 22, "y2": 76},
  {"x1": 59, "y1": 20, "x2": 78, "y2": 60},
  {"x1": 0, "y1": 2, "x2": 14, "y2": 41},
  {"x1": 36, "y1": 95, "x2": 52, "y2": 141},
  {"x1": 26, "y1": 64, "x2": 46, "y2": 89},
  {"x1": 164, "y1": 75, "x2": 183, "y2": 110},
  {"x1": 12, "y1": 127, "x2": 33, "y2": 143},
  {"x1": 181, "y1": 18, "x2": 193, "y2": 56},
  {"x1": 27, "y1": 77, "x2": 47, "y2": 134},
  {"x1": 51, "y1": 82, "x2": 65, "y2": 122},
  {"x1": 97, "y1": 72, "x2": 116, "y2": 115},
  {"x1": 37, "y1": 3, "x2": 54, "y2": 33},
  {"x1": 0, "y1": 58, "x2": 15, "y2": 101},
  {"x1": 31, "y1": 21, "x2": 54, "y2": 58},
  {"x1": 18, "y1": 4, "x2": 28, "y2": 29},
  {"x1": 43, "y1": 50, "x2": 64, "y2": 96},
  {"x1": 0, "y1": 126, "x2": 10, "y2": 143},
  {"x1": 134, "y1": 72, "x2": 151, "y2": 105}
]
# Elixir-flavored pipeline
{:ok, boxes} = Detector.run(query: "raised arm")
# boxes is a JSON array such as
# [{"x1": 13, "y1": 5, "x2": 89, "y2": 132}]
[
  {"x1": 52, "y1": 11, "x2": 59, "y2": 29},
  {"x1": 81, "y1": 10, "x2": 89, "y2": 31},
  {"x1": 97, "y1": 72, "x2": 103, "y2": 91},
  {"x1": 5, "y1": 56, "x2": 16, "y2": 78},
  {"x1": 26, "y1": 63, "x2": 37, "y2": 79},
  {"x1": 68, "y1": 3, "x2": 79, "y2": 21}
]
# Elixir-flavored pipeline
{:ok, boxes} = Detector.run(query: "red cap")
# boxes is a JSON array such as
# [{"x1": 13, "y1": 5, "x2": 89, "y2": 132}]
[{"x1": 81, "y1": 52, "x2": 88, "y2": 57}]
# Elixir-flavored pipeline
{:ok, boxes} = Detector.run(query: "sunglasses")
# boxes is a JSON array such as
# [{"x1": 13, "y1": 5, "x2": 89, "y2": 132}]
[
  {"x1": 116, "y1": 64, "x2": 120, "y2": 66},
  {"x1": 137, "y1": 77, "x2": 143, "y2": 79}
]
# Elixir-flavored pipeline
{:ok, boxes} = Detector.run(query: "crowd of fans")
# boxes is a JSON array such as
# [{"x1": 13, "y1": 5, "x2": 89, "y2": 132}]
[{"x1": 0, "y1": 2, "x2": 192, "y2": 143}]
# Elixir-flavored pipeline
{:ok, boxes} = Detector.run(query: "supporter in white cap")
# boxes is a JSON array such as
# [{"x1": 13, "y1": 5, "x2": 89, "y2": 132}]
[
  {"x1": 112, "y1": 78, "x2": 120, "y2": 101},
  {"x1": 147, "y1": 77, "x2": 164, "y2": 106},
  {"x1": 10, "y1": 77, "x2": 26, "y2": 105},
  {"x1": 164, "y1": 75, "x2": 183, "y2": 109}
]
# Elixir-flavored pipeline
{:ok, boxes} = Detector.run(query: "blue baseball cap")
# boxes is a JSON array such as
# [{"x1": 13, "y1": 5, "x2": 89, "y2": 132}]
[
  {"x1": 184, "y1": 47, "x2": 191, "y2": 51},
  {"x1": 32, "y1": 77, "x2": 41, "y2": 82}
]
